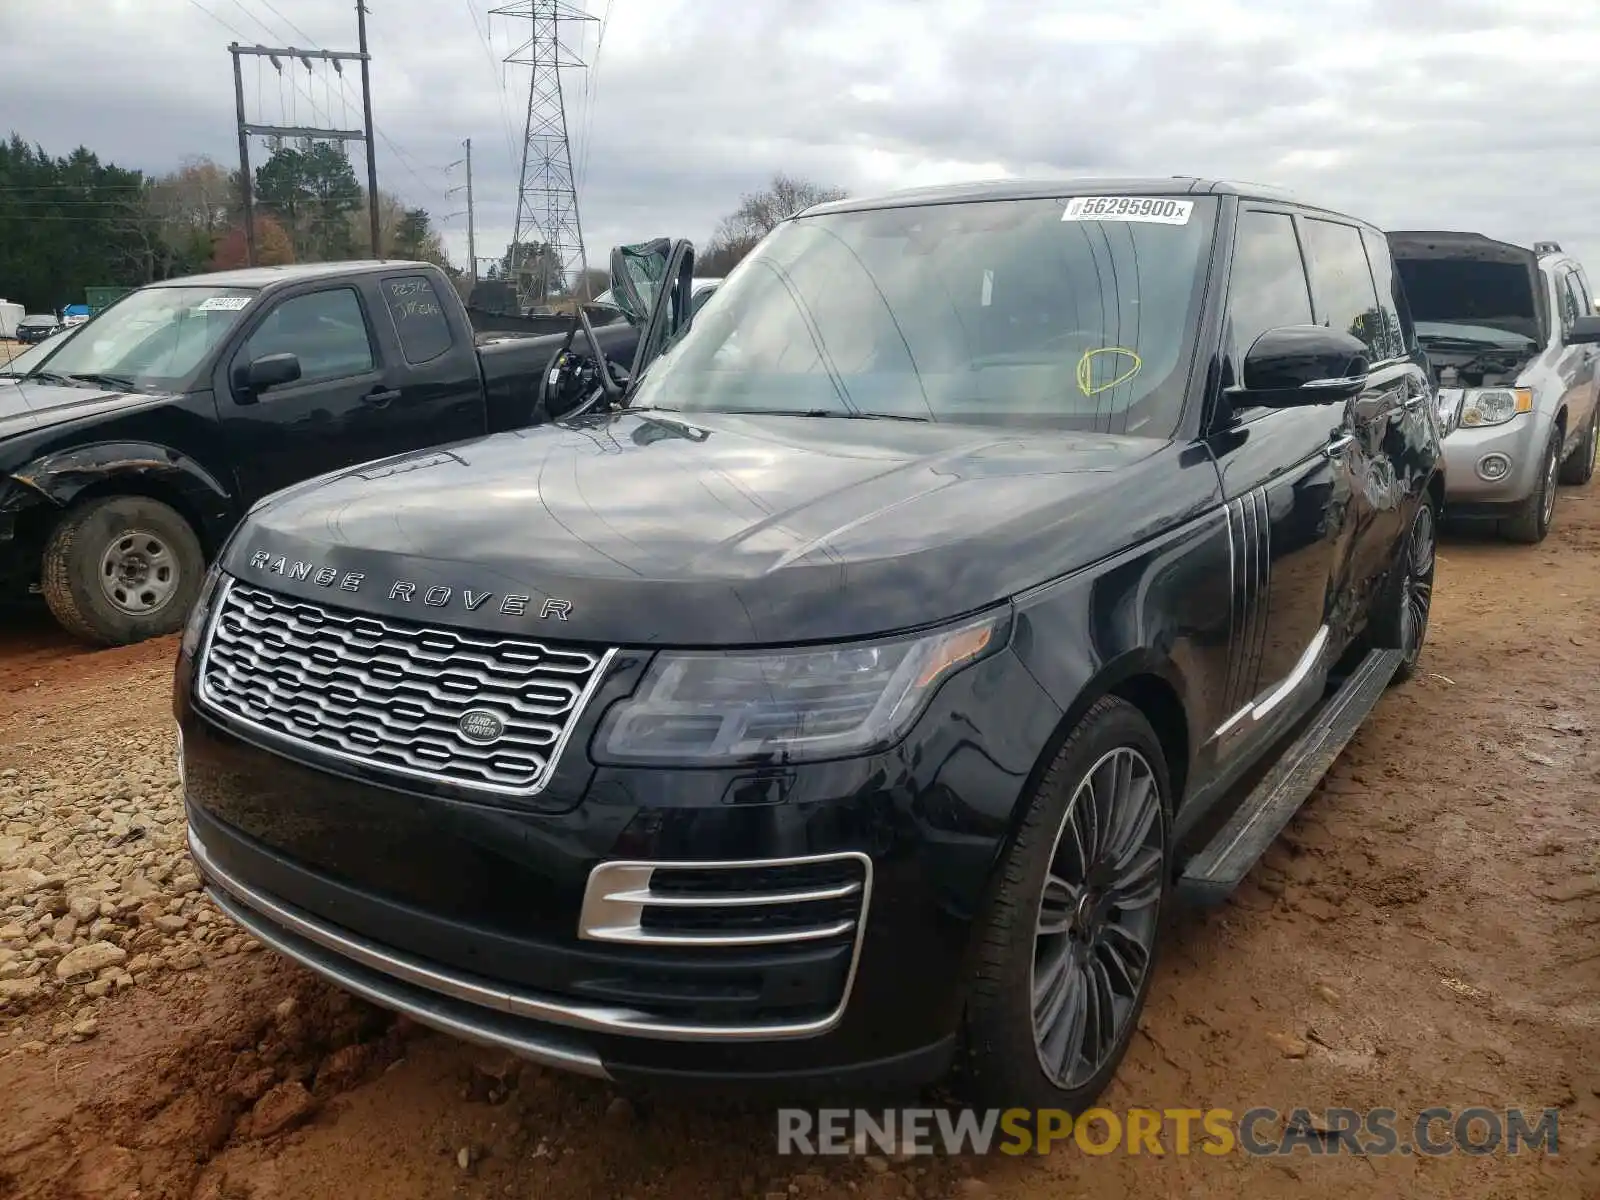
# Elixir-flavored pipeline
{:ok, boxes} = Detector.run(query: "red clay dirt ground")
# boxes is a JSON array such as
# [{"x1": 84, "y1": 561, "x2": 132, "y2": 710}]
[{"x1": 1, "y1": 485, "x2": 1598, "y2": 1199}]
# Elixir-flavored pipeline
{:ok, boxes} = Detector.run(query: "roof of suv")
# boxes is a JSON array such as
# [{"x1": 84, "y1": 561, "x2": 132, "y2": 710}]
[{"x1": 802, "y1": 176, "x2": 1332, "y2": 218}]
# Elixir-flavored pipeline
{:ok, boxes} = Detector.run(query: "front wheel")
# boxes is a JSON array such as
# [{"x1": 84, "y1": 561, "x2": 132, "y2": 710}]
[
  {"x1": 1500, "y1": 426, "x2": 1562, "y2": 544},
  {"x1": 962, "y1": 697, "x2": 1170, "y2": 1111},
  {"x1": 1558, "y1": 406, "x2": 1598, "y2": 486},
  {"x1": 40, "y1": 495, "x2": 205, "y2": 647}
]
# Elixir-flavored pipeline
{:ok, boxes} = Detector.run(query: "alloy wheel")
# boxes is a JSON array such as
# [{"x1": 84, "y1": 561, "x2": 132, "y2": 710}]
[
  {"x1": 1031, "y1": 746, "x2": 1164, "y2": 1089},
  {"x1": 1541, "y1": 436, "x2": 1559, "y2": 527},
  {"x1": 1399, "y1": 504, "x2": 1436, "y2": 667}
]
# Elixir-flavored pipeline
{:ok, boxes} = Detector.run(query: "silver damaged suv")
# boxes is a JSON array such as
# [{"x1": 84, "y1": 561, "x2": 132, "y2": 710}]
[{"x1": 1388, "y1": 232, "x2": 1600, "y2": 542}]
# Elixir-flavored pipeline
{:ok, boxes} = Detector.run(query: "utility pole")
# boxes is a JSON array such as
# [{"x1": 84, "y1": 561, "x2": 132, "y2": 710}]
[
  {"x1": 230, "y1": 46, "x2": 257, "y2": 266},
  {"x1": 491, "y1": 0, "x2": 597, "y2": 309},
  {"x1": 447, "y1": 138, "x2": 478, "y2": 285},
  {"x1": 464, "y1": 138, "x2": 476, "y2": 284},
  {"x1": 356, "y1": 1, "x2": 382, "y2": 258},
  {"x1": 225, "y1": 6, "x2": 380, "y2": 267}
]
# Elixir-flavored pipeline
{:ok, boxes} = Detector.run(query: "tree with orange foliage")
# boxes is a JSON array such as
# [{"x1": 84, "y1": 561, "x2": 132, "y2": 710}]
[{"x1": 209, "y1": 215, "x2": 295, "y2": 271}]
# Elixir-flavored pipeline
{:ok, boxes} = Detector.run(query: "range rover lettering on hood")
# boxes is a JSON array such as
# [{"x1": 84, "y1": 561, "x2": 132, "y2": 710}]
[{"x1": 243, "y1": 550, "x2": 573, "y2": 621}]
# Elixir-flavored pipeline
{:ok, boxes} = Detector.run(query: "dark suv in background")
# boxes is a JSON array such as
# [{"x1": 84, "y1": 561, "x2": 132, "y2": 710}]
[{"x1": 177, "y1": 178, "x2": 1443, "y2": 1110}]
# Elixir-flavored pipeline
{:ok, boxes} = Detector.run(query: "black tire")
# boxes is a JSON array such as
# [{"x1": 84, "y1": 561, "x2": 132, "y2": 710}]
[
  {"x1": 1374, "y1": 496, "x2": 1437, "y2": 686},
  {"x1": 1500, "y1": 426, "x2": 1562, "y2": 544},
  {"x1": 40, "y1": 495, "x2": 205, "y2": 647},
  {"x1": 1558, "y1": 405, "x2": 1598, "y2": 486},
  {"x1": 962, "y1": 696, "x2": 1170, "y2": 1112}
]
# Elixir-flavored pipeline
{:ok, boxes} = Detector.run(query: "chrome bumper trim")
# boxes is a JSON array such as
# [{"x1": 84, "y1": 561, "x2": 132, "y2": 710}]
[{"x1": 189, "y1": 822, "x2": 868, "y2": 1042}]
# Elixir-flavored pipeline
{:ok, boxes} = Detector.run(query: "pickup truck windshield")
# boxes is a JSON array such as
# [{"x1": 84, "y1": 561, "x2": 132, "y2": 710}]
[
  {"x1": 631, "y1": 195, "x2": 1218, "y2": 436},
  {"x1": 35, "y1": 285, "x2": 258, "y2": 391}
]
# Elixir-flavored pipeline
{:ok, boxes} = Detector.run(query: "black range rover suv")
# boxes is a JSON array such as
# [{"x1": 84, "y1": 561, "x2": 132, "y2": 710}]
[{"x1": 176, "y1": 178, "x2": 1443, "y2": 1109}]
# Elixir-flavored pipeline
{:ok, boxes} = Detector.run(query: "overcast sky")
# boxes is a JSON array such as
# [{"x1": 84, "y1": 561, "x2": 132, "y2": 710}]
[{"x1": 1, "y1": 0, "x2": 1596, "y2": 278}]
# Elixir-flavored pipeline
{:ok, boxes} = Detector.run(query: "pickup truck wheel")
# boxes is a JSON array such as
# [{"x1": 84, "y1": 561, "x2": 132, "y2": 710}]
[
  {"x1": 41, "y1": 496, "x2": 204, "y2": 647},
  {"x1": 962, "y1": 697, "x2": 1169, "y2": 1111},
  {"x1": 1557, "y1": 406, "x2": 1598, "y2": 486},
  {"x1": 1500, "y1": 427, "x2": 1561, "y2": 544}
]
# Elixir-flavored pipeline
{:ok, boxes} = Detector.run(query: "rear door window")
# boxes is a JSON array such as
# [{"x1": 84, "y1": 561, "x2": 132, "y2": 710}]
[
  {"x1": 381, "y1": 275, "x2": 454, "y2": 364},
  {"x1": 1299, "y1": 218, "x2": 1385, "y2": 357},
  {"x1": 1358, "y1": 227, "x2": 1408, "y2": 361}
]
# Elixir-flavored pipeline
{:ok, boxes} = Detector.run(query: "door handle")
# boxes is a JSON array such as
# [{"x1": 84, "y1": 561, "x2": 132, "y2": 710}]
[
  {"x1": 1323, "y1": 433, "x2": 1356, "y2": 458},
  {"x1": 362, "y1": 387, "x2": 400, "y2": 407}
]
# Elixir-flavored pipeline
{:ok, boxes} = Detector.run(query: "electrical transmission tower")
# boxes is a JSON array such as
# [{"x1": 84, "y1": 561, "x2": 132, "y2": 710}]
[{"x1": 491, "y1": 0, "x2": 597, "y2": 308}]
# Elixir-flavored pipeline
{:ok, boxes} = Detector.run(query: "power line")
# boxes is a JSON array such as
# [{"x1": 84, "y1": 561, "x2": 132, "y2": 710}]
[
  {"x1": 465, "y1": 0, "x2": 522, "y2": 170},
  {"x1": 255, "y1": 0, "x2": 319, "y2": 44},
  {"x1": 575, "y1": 0, "x2": 613, "y2": 196}
]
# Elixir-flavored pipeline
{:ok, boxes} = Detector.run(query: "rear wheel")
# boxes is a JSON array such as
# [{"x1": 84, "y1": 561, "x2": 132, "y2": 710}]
[
  {"x1": 1500, "y1": 426, "x2": 1561, "y2": 544},
  {"x1": 962, "y1": 697, "x2": 1169, "y2": 1111},
  {"x1": 1390, "y1": 498, "x2": 1437, "y2": 684},
  {"x1": 41, "y1": 495, "x2": 204, "y2": 647},
  {"x1": 1558, "y1": 405, "x2": 1598, "y2": 486}
]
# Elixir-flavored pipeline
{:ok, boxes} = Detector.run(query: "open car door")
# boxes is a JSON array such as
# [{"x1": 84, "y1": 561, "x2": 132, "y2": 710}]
[
  {"x1": 536, "y1": 238, "x2": 698, "y2": 423},
  {"x1": 609, "y1": 237, "x2": 696, "y2": 381}
]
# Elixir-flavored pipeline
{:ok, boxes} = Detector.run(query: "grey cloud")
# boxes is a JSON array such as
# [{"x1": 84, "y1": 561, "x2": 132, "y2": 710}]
[{"x1": 2, "y1": 0, "x2": 1598, "y2": 274}]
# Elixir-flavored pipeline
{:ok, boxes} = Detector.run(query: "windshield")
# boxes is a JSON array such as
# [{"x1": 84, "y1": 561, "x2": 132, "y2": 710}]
[
  {"x1": 629, "y1": 195, "x2": 1217, "y2": 435},
  {"x1": 20, "y1": 316, "x2": 55, "y2": 327},
  {"x1": 36, "y1": 285, "x2": 258, "y2": 390},
  {"x1": 1, "y1": 331, "x2": 70, "y2": 376}
]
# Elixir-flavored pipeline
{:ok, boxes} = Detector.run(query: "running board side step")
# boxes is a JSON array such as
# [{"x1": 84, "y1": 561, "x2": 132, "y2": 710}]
[{"x1": 1177, "y1": 648, "x2": 1403, "y2": 904}]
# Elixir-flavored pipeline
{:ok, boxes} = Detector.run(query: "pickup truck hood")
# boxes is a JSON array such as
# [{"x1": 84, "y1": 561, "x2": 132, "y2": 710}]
[
  {"x1": 1388, "y1": 230, "x2": 1547, "y2": 346},
  {"x1": 0, "y1": 380, "x2": 153, "y2": 446},
  {"x1": 225, "y1": 410, "x2": 1185, "y2": 646}
]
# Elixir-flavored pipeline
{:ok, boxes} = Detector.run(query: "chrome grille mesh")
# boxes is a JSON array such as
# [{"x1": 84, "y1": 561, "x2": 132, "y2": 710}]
[{"x1": 198, "y1": 580, "x2": 612, "y2": 796}]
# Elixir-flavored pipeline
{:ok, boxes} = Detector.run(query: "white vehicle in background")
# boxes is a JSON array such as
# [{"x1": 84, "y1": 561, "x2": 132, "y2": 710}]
[{"x1": 1389, "y1": 233, "x2": 1600, "y2": 543}]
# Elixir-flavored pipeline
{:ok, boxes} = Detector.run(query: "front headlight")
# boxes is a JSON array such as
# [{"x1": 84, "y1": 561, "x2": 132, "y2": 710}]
[
  {"x1": 179, "y1": 563, "x2": 226, "y2": 659},
  {"x1": 592, "y1": 609, "x2": 1008, "y2": 766},
  {"x1": 1459, "y1": 387, "x2": 1532, "y2": 428}
]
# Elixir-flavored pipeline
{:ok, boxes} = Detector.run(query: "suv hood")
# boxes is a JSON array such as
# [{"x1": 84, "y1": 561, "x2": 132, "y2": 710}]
[
  {"x1": 1387, "y1": 230, "x2": 1547, "y2": 346},
  {"x1": 224, "y1": 410, "x2": 1180, "y2": 646}
]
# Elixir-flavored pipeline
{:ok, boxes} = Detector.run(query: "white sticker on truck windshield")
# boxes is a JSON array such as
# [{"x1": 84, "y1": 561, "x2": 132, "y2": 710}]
[
  {"x1": 1063, "y1": 196, "x2": 1193, "y2": 225},
  {"x1": 196, "y1": 295, "x2": 251, "y2": 311}
]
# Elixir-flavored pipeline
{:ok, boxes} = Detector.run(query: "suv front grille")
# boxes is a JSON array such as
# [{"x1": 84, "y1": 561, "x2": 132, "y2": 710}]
[{"x1": 197, "y1": 579, "x2": 613, "y2": 797}]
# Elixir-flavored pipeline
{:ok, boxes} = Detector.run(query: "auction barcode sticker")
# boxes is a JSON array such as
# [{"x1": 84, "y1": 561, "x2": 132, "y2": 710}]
[
  {"x1": 196, "y1": 295, "x2": 252, "y2": 311},
  {"x1": 1063, "y1": 196, "x2": 1194, "y2": 225}
]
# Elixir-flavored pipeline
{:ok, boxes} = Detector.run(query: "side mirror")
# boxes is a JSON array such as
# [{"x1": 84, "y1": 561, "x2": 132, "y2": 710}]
[
  {"x1": 236, "y1": 352, "x2": 301, "y2": 400},
  {"x1": 1567, "y1": 314, "x2": 1600, "y2": 345},
  {"x1": 1233, "y1": 325, "x2": 1371, "y2": 408}
]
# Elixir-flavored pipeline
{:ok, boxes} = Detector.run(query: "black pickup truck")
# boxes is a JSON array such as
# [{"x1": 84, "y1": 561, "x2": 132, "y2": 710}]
[
  {"x1": 0, "y1": 253, "x2": 687, "y2": 645},
  {"x1": 178, "y1": 179, "x2": 1445, "y2": 1108}
]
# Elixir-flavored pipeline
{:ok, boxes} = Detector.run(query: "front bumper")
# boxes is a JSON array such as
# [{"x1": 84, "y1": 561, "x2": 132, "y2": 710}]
[
  {"x1": 1438, "y1": 411, "x2": 1553, "y2": 508},
  {"x1": 176, "y1": 632, "x2": 1060, "y2": 1089}
]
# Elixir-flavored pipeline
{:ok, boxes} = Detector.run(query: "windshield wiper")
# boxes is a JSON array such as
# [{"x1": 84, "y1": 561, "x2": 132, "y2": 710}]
[
  {"x1": 713, "y1": 408, "x2": 934, "y2": 422},
  {"x1": 67, "y1": 372, "x2": 143, "y2": 392}
]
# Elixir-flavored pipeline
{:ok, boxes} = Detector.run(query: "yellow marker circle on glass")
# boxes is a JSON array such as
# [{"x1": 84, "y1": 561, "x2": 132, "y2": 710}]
[{"x1": 1077, "y1": 347, "x2": 1142, "y2": 395}]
